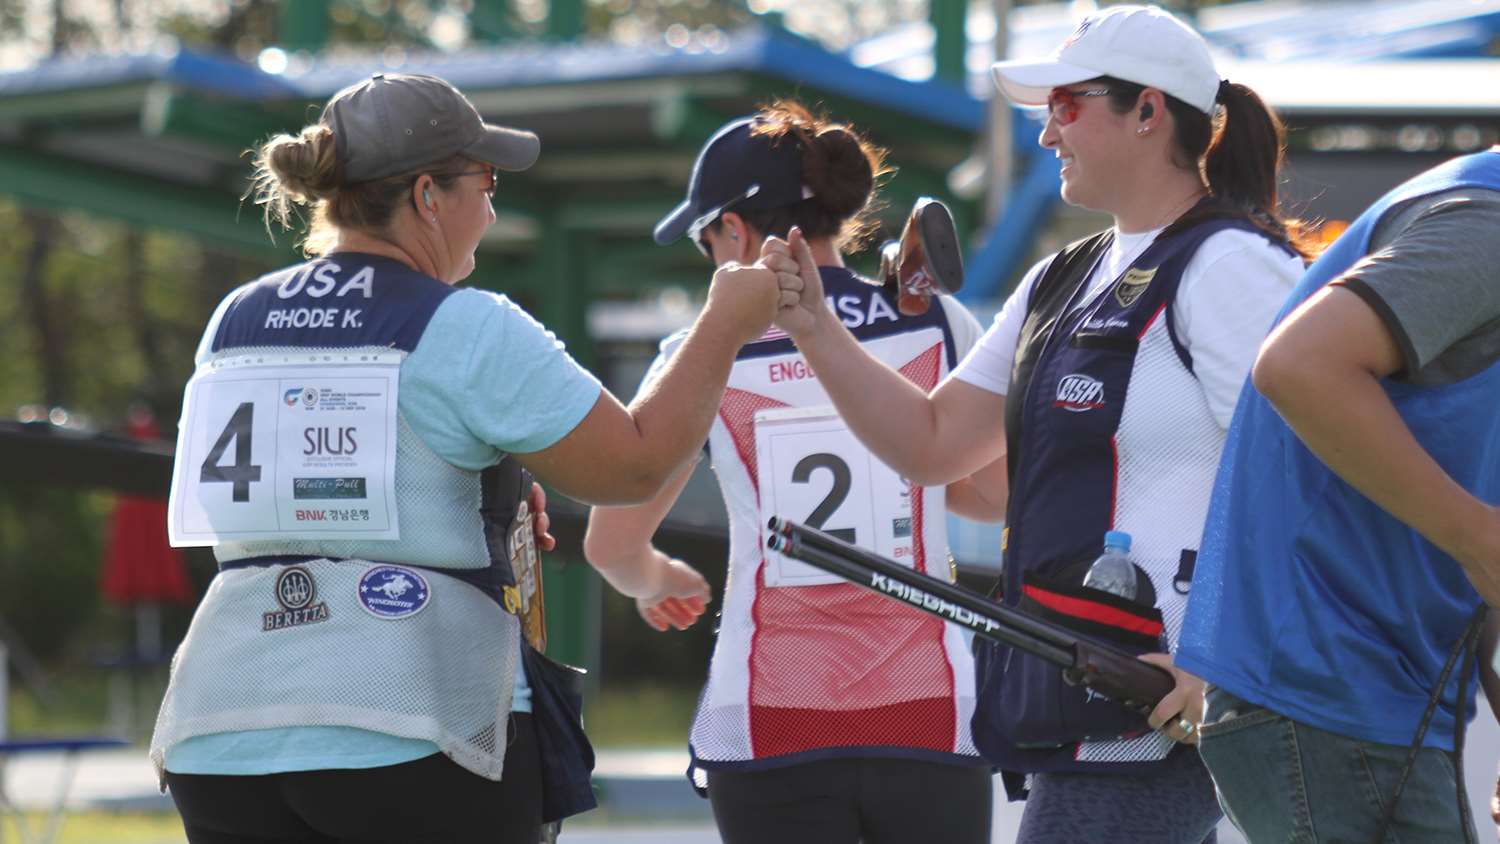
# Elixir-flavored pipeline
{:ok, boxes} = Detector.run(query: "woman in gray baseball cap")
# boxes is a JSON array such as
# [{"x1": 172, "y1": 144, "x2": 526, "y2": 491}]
[
  {"x1": 152, "y1": 72, "x2": 780, "y2": 844},
  {"x1": 763, "y1": 4, "x2": 1319, "y2": 842}
]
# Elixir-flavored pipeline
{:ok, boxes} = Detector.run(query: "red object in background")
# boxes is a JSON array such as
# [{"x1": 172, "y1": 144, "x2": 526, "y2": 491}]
[{"x1": 100, "y1": 408, "x2": 191, "y2": 606}]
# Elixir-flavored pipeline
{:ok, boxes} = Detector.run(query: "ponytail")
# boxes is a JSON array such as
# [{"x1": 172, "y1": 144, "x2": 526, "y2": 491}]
[
  {"x1": 1102, "y1": 76, "x2": 1320, "y2": 260},
  {"x1": 1203, "y1": 82, "x2": 1278, "y2": 223},
  {"x1": 1201, "y1": 82, "x2": 1318, "y2": 258}
]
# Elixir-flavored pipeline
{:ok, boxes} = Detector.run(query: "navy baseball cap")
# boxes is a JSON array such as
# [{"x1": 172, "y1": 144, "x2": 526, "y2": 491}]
[{"x1": 654, "y1": 117, "x2": 808, "y2": 245}]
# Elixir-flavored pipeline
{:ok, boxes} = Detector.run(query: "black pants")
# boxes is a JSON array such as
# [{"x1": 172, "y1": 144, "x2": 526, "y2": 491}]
[
  {"x1": 165, "y1": 714, "x2": 543, "y2": 844},
  {"x1": 706, "y1": 755, "x2": 993, "y2": 844}
]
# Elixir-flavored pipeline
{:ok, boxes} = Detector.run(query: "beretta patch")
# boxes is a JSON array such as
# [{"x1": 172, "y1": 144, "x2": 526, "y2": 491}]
[{"x1": 263, "y1": 565, "x2": 330, "y2": 632}]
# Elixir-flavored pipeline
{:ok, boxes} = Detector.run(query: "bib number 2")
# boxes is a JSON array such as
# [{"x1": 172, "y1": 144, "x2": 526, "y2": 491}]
[
  {"x1": 793, "y1": 453, "x2": 855, "y2": 544},
  {"x1": 754, "y1": 406, "x2": 918, "y2": 587}
]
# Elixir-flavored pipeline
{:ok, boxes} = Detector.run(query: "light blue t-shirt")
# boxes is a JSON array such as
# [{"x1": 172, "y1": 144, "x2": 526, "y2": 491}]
[{"x1": 167, "y1": 284, "x2": 601, "y2": 775}]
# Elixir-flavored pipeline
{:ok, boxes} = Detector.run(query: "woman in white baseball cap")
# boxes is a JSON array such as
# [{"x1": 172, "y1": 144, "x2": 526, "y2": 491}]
[{"x1": 761, "y1": 4, "x2": 1319, "y2": 842}]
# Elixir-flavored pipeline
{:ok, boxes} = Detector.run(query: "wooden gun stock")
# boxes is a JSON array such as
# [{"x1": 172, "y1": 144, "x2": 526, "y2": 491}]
[{"x1": 877, "y1": 197, "x2": 965, "y2": 315}]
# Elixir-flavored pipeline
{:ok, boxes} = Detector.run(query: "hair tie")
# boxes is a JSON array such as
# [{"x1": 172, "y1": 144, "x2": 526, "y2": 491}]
[{"x1": 1216, "y1": 79, "x2": 1233, "y2": 104}]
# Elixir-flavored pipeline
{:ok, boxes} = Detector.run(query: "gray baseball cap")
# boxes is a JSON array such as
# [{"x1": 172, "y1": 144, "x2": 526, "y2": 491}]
[{"x1": 321, "y1": 73, "x2": 540, "y2": 183}]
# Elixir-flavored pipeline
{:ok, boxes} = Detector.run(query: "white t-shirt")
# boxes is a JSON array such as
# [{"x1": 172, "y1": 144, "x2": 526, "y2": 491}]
[{"x1": 949, "y1": 227, "x2": 1305, "y2": 428}]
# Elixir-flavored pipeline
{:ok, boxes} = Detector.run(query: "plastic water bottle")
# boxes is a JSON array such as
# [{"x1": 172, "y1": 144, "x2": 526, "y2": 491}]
[{"x1": 1082, "y1": 530, "x2": 1137, "y2": 600}]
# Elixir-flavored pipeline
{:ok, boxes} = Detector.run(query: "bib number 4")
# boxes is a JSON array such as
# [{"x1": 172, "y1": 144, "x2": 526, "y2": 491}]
[
  {"x1": 168, "y1": 355, "x2": 402, "y2": 546},
  {"x1": 199, "y1": 402, "x2": 263, "y2": 502}
]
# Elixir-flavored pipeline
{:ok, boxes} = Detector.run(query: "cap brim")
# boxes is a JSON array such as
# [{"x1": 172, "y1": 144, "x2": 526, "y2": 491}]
[
  {"x1": 989, "y1": 58, "x2": 1100, "y2": 106},
  {"x1": 465, "y1": 123, "x2": 541, "y2": 172},
  {"x1": 653, "y1": 198, "x2": 695, "y2": 246}
]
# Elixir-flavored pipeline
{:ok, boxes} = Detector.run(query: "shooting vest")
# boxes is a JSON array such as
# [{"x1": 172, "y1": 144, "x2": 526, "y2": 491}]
[
  {"x1": 1179, "y1": 150, "x2": 1500, "y2": 750},
  {"x1": 688, "y1": 268, "x2": 984, "y2": 772},
  {"x1": 973, "y1": 217, "x2": 1295, "y2": 778},
  {"x1": 152, "y1": 254, "x2": 528, "y2": 782}
]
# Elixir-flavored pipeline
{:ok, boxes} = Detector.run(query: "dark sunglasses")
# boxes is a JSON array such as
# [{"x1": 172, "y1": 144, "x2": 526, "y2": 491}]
[
  {"x1": 431, "y1": 164, "x2": 498, "y2": 193},
  {"x1": 1046, "y1": 86, "x2": 1112, "y2": 126},
  {"x1": 687, "y1": 184, "x2": 761, "y2": 259}
]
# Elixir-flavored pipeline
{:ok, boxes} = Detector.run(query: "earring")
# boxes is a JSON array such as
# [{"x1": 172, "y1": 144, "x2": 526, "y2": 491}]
[{"x1": 1136, "y1": 126, "x2": 1150, "y2": 135}]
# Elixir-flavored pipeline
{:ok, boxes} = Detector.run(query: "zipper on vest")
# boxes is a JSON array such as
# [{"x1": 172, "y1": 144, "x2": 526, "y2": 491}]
[{"x1": 1005, "y1": 246, "x2": 1111, "y2": 601}]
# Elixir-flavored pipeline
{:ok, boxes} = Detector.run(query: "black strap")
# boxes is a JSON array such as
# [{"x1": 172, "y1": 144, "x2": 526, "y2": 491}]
[
  {"x1": 1374, "y1": 604, "x2": 1486, "y2": 843},
  {"x1": 219, "y1": 554, "x2": 508, "y2": 609},
  {"x1": 1173, "y1": 549, "x2": 1197, "y2": 595}
]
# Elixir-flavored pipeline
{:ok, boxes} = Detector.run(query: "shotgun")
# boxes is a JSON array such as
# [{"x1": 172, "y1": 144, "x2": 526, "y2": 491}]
[
  {"x1": 877, "y1": 197, "x2": 965, "y2": 315},
  {"x1": 765, "y1": 517, "x2": 1175, "y2": 715}
]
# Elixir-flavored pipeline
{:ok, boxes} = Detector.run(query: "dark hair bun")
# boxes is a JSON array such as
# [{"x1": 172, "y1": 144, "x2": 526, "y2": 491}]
[{"x1": 804, "y1": 126, "x2": 875, "y2": 219}]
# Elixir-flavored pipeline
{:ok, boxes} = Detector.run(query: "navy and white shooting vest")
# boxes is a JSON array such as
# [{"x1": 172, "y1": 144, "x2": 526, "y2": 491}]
[
  {"x1": 972, "y1": 217, "x2": 1296, "y2": 779},
  {"x1": 153, "y1": 254, "x2": 545, "y2": 785}
]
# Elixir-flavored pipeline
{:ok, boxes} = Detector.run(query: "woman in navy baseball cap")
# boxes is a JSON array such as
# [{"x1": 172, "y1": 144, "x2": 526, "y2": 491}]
[{"x1": 588, "y1": 100, "x2": 1000, "y2": 844}]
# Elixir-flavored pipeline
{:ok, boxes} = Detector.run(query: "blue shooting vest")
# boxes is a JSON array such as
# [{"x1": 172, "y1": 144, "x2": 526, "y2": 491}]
[
  {"x1": 974, "y1": 215, "x2": 1289, "y2": 776},
  {"x1": 212, "y1": 253, "x2": 525, "y2": 602},
  {"x1": 1178, "y1": 151, "x2": 1500, "y2": 750},
  {"x1": 212, "y1": 253, "x2": 455, "y2": 354},
  {"x1": 213, "y1": 253, "x2": 595, "y2": 821}
]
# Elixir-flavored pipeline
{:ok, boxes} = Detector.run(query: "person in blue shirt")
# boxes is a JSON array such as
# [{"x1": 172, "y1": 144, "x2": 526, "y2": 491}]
[
  {"x1": 1173, "y1": 149, "x2": 1500, "y2": 842},
  {"x1": 151, "y1": 72, "x2": 779, "y2": 844}
]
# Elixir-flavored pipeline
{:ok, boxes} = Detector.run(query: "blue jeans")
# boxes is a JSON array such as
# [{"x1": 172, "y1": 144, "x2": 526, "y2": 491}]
[{"x1": 1196, "y1": 687, "x2": 1477, "y2": 843}]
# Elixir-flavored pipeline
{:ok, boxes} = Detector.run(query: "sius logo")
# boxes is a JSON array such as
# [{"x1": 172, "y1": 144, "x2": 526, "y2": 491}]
[
  {"x1": 304, "y1": 426, "x2": 357, "y2": 456},
  {"x1": 1055, "y1": 374, "x2": 1105, "y2": 412}
]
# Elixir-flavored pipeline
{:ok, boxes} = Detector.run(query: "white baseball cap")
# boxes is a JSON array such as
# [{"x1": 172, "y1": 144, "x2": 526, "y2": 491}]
[{"x1": 990, "y1": 4, "x2": 1220, "y2": 115}]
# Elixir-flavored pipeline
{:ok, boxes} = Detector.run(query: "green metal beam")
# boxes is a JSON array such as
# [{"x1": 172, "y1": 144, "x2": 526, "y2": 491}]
[
  {"x1": 649, "y1": 93, "x2": 740, "y2": 146},
  {"x1": 930, "y1": 0, "x2": 968, "y2": 83},
  {"x1": 0, "y1": 144, "x2": 289, "y2": 260},
  {"x1": 545, "y1": 0, "x2": 584, "y2": 41},
  {"x1": 278, "y1": 1, "x2": 330, "y2": 51},
  {"x1": 470, "y1": 0, "x2": 518, "y2": 43},
  {"x1": 142, "y1": 87, "x2": 311, "y2": 151},
  {"x1": 555, "y1": 195, "x2": 685, "y2": 231},
  {"x1": 0, "y1": 82, "x2": 151, "y2": 123}
]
